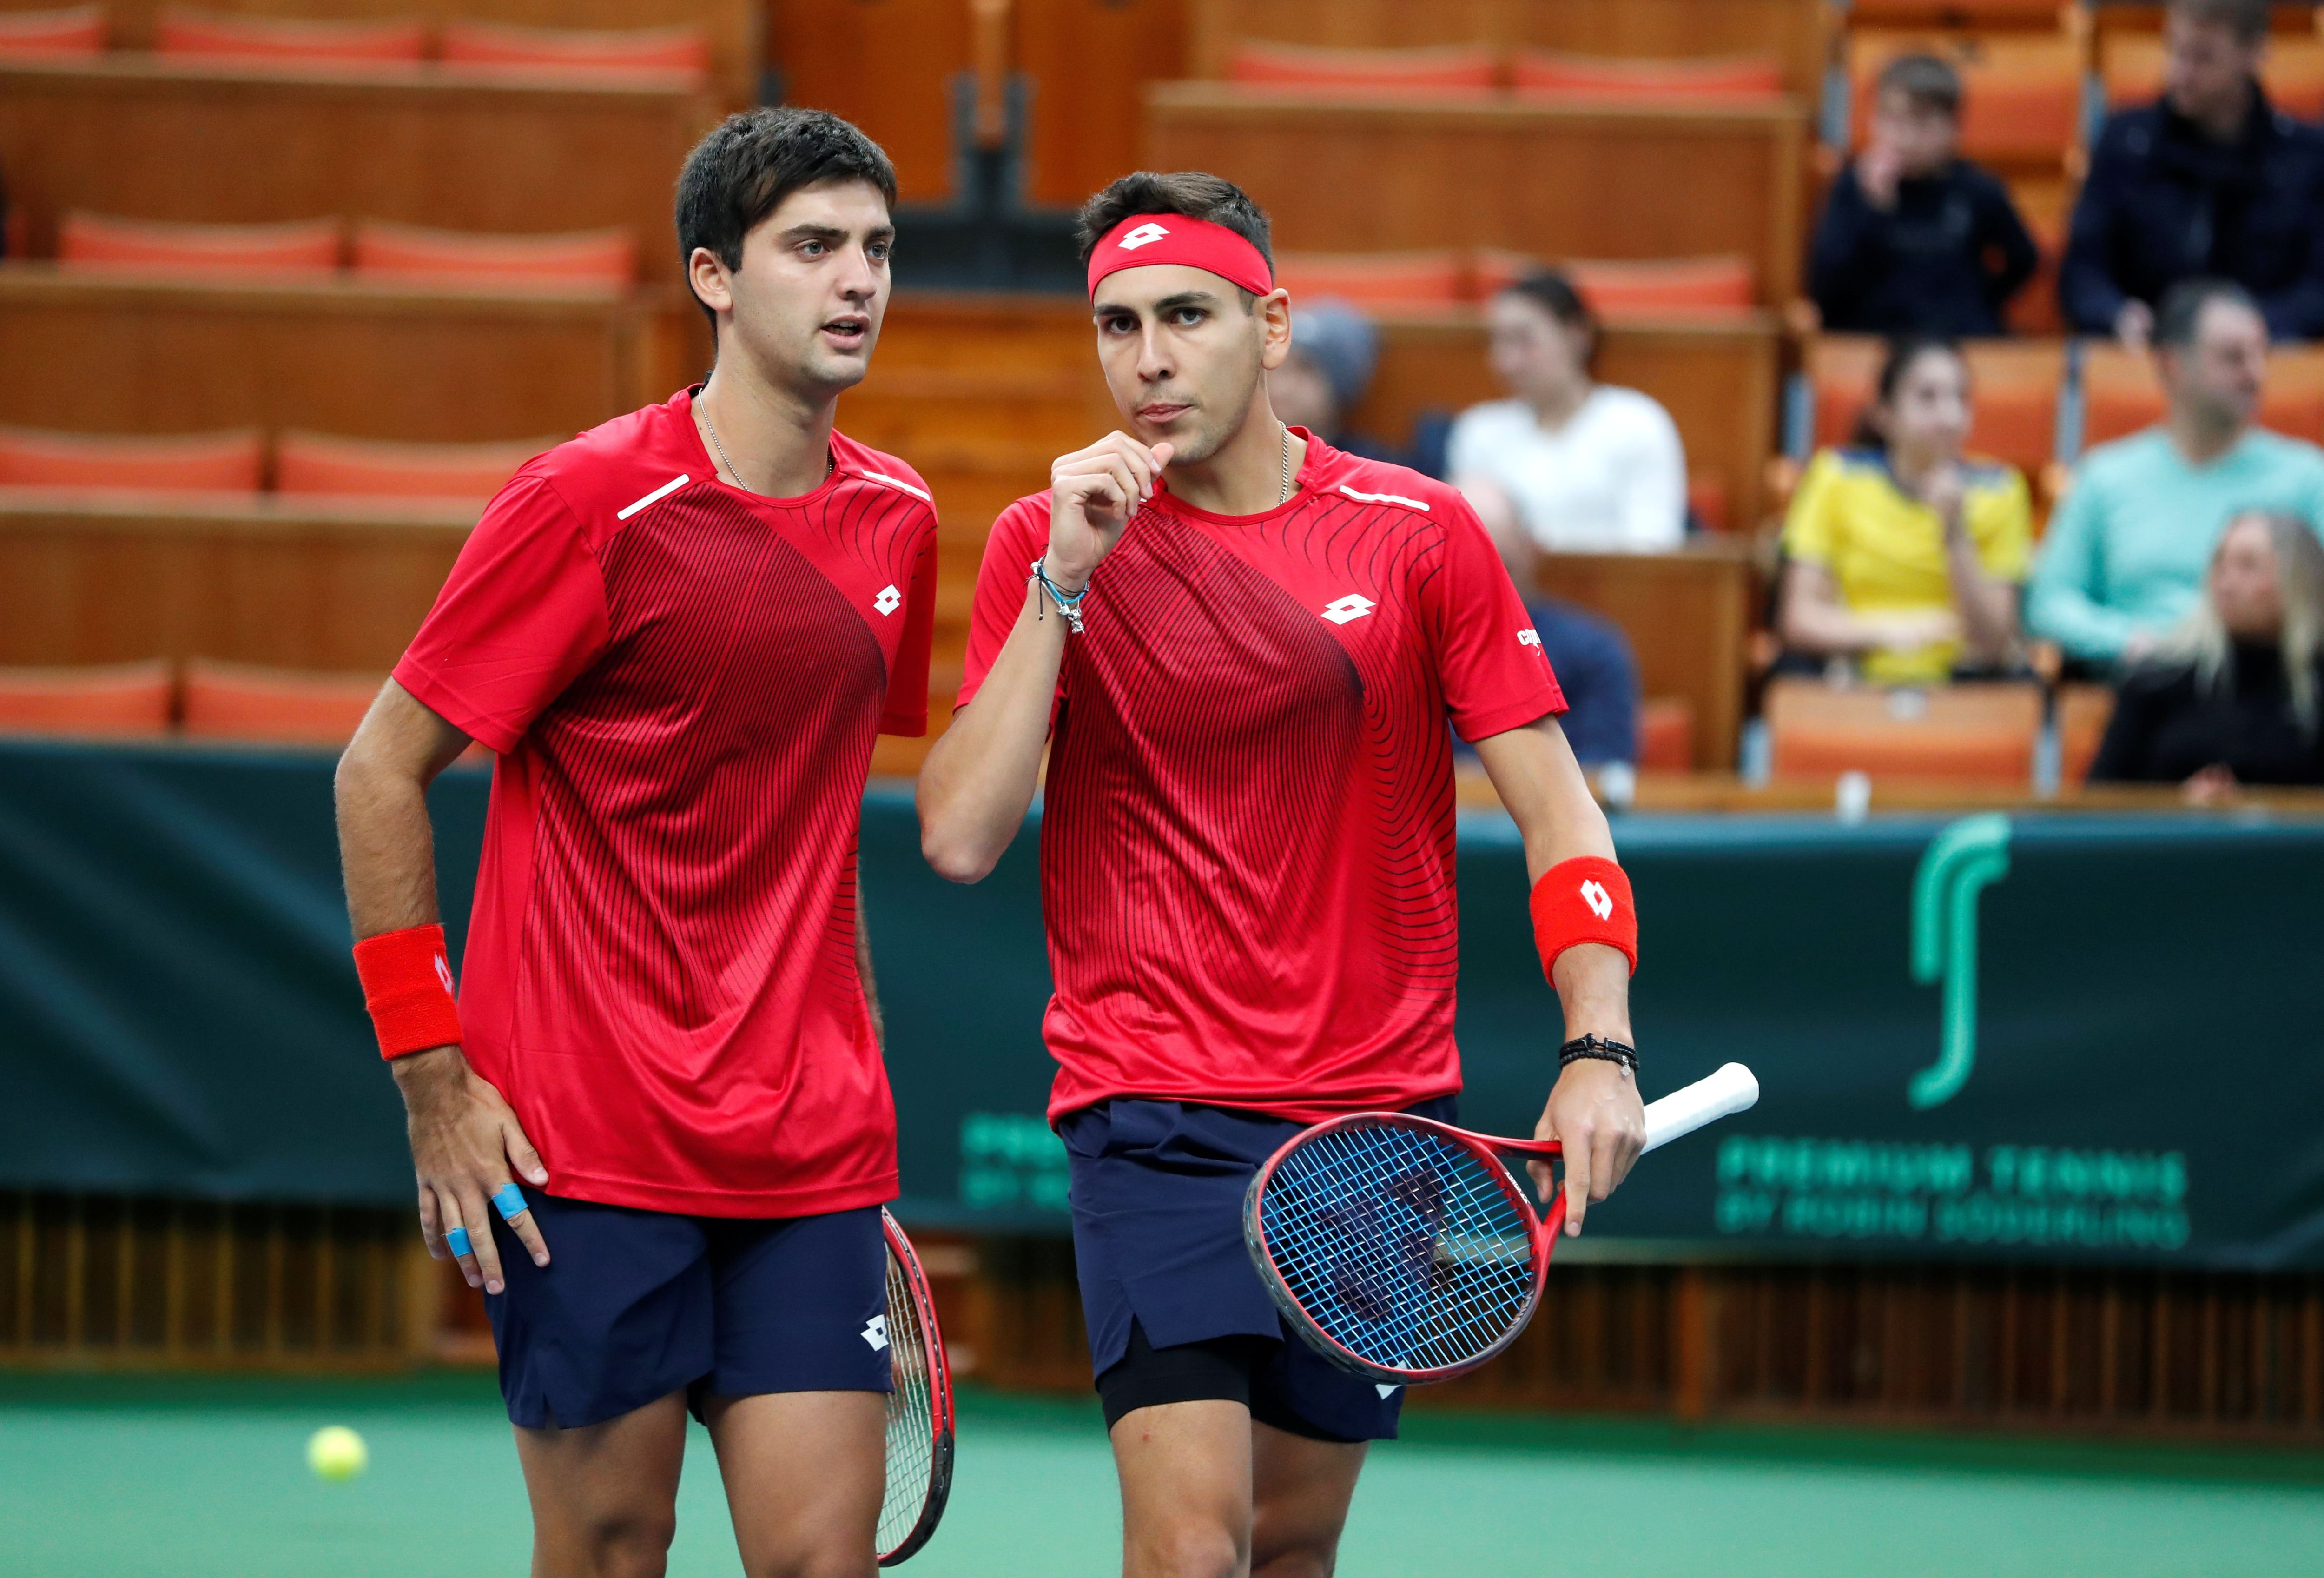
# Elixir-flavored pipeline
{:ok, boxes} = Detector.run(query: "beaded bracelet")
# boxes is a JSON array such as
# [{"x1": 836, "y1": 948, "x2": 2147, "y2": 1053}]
[{"x1": 1558, "y1": 1033, "x2": 1639, "y2": 1072}]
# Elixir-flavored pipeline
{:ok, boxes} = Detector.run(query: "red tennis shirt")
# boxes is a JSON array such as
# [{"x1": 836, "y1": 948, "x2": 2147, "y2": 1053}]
[
  {"x1": 394, "y1": 388, "x2": 937, "y2": 1216},
  {"x1": 960, "y1": 434, "x2": 1565, "y2": 1124}
]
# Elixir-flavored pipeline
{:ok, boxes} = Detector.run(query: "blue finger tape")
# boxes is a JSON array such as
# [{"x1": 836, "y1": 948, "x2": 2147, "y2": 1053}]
[
  {"x1": 445, "y1": 1226, "x2": 472, "y2": 1258},
  {"x1": 492, "y1": 1183, "x2": 528, "y2": 1220}
]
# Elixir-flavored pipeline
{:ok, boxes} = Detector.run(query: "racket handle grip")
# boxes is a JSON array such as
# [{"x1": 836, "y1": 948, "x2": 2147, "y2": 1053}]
[{"x1": 1641, "y1": 1063, "x2": 1758, "y2": 1154}]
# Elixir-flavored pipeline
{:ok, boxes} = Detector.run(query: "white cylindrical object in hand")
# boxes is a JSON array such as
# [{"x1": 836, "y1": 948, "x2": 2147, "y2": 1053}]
[{"x1": 1641, "y1": 1062, "x2": 1759, "y2": 1153}]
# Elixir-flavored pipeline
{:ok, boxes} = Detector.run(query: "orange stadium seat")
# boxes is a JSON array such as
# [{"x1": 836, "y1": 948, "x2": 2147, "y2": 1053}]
[
  {"x1": 0, "y1": 4, "x2": 106, "y2": 58},
  {"x1": 1687, "y1": 474, "x2": 1731, "y2": 532},
  {"x1": 439, "y1": 20, "x2": 711, "y2": 80},
  {"x1": 0, "y1": 662, "x2": 176, "y2": 738},
  {"x1": 2084, "y1": 342, "x2": 2324, "y2": 449},
  {"x1": 1509, "y1": 52, "x2": 1785, "y2": 100},
  {"x1": 1225, "y1": 40, "x2": 1499, "y2": 92},
  {"x1": 59, "y1": 212, "x2": 342, "y2": 277},
  {"x1": 1766, "y1": 678, "x2": 2042, "y2": 785},
  {"x1": 1638, "y1": 697, "x2": 1696, "y2": 771},
  {"x1": 275, "y1": 431, "x2": 545, "y2": 502},
  {"x1": 2102, "y1": 33, "x2": 2324, "y2": 119},
  {"x1": 179, "y1": 659, "x2": 384, "y2": 748},
  {"x1": 349, "y1": 221, "x2": 637, "y2": 286},
  {"x1": 2057, "y1": 683, "x2": 2116, "y2": 787},
  {"x1": 1849, "y1": 33, "x2": 2084, "y2": 168},
  {"x1": 0, "y1": 424, "x2": 266, "y2": 491},
  {"x1": 1807, "y1": 336, "x2": 2061, "y2": 475},
  {"x1": 1849, "y1": 0, "x2": 2069, "y2": 23},
  {"x1": 1274, "y1": 251, "x2": 1467, "y2": 308},
  {"x1": 1565, "y1": 255, "x2": 1757, "y2": 318},
  {"x1": 153, "y1": 7, "x2": 428, "y2": 65},
  {"x1": 2005, "y1": 179, "x2": 2070, "y2": 335}
]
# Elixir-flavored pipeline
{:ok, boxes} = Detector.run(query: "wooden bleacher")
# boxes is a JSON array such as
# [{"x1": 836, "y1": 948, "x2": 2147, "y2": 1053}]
[
  {"x1": 1184, "y1": 0, "x2": 1829, "y2": 101},
  {"x1": 1142, "y1": 84, "x2": 1810, "y2": 307},
  {"x1": 1353, "y1": 310, "x2": 1782, "y2": 530},
  {"x1": 0, "y1": 0, "x2": 762, "y2": 106},
  {"x1": 0, "y1": 266, "x2": 706, "y2": 441},
  {"x1": 0, "y1": 55, "x2": 715, "y2": 278}
]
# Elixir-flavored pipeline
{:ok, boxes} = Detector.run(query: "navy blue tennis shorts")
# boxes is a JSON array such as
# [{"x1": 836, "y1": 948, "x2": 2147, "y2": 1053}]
[
  {"x1": 482, "y1": 1188, "x2": 891, "y2": 1430},
  {"x1": 1059, "y1": 1095, "x2": 1457, "y2": 1444}
]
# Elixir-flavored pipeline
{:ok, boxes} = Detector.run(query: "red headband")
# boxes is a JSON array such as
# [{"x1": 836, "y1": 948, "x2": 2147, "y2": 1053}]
[{"x1": 1087, "y1": 213, "x2": 1274, "y2": 300}]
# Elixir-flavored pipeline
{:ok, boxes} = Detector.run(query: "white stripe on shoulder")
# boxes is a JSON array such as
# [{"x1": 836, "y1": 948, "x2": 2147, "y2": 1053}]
[
  {"x1": 616, "y1": 473, "x2": 689, "y2": 520},
  {"x1": 1338, "y1": 483, "x2": 1430, "y2": 511},
  {"x1": 858, "y1": 468, "x2": 933, "y2": 503}
]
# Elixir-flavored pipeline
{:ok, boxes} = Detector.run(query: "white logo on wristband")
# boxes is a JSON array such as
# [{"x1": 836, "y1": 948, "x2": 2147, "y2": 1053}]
[
  {"x1": 1580, "y1": 880, "x2": 1614, "y2": 921},
  {"x1": 433, "y1": 954, "x2": 456, "y2": 995}
]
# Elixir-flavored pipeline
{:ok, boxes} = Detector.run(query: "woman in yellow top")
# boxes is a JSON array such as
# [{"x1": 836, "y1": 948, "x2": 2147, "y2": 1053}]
[{"x1": 1779, "y1": 336, "x2": 2032, "y2": 685}]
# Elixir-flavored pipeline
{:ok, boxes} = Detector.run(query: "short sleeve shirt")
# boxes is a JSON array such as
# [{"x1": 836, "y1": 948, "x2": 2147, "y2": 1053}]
[
  {"x1": 960, "y1": 434, "x2": 1565, "y2": 1124},
  {"x1": 1782, "y1": 446, "x2": 2033, "y2": 685},
  {"x1": 394, "y1": 389, "x2": 938, "y2": 1216}
]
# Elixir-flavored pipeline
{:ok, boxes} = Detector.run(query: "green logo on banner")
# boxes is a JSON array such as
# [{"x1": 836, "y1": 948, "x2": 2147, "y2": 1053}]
[{"x1": 1907, "y1": 813, "x2": 2012, "y2": 1110}]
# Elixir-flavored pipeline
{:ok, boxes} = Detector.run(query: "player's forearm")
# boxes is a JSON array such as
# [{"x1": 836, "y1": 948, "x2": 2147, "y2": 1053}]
[
  {"x1": 1474, "y1": 716, "x2": 1616, "y2": 882},
  {"x1": 334, "y1": 747, "x2": 445, "y2": 940},
  {"x1": 916, "y1": 583, "x2": 1067, "y2": 883}
]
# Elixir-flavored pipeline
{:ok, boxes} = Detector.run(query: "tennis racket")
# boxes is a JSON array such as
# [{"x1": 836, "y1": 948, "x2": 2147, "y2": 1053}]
[
  {"x1": 876, "y1": 1209, "x2": 954, "y2": 1567},
  {"x1": 1242, "y1": 1062, "x2": 1759, "y2": 1386}
]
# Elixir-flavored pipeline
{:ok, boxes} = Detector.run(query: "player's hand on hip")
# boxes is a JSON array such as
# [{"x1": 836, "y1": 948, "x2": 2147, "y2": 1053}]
[
  {"x1": 1531, "y1": 1057, "x2": 1646, "y2": 1237},
  {"x1": 1046, "y1": 432, "x2": 1174, "y2": 588},
  {"x1": 391, "y1": 1044, "x2": 551, "y2": 1295}
]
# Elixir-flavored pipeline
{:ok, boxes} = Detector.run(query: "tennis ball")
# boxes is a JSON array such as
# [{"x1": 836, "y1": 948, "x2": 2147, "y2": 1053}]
[{"x1": 306, "y1": 1425, "x2": 368, "y2": 1483}]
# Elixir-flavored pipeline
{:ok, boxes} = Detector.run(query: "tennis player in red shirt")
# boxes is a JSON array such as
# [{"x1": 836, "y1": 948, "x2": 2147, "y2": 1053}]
[
  {"x1": 333, "y1": 109, "x2": 935, "y2": 1577},
  {"x1": 919, "y1": 171, "x2": 1648, "y2": 1577}
]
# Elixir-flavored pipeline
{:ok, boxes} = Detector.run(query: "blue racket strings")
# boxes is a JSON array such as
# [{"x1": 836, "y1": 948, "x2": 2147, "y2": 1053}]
[
  {"x1": 879, "y1": 1245, "x2": 936, "y2": 1554},
  {"x1": 1259, "y1": 1124, "x2": 1538, "y2": 1374}
]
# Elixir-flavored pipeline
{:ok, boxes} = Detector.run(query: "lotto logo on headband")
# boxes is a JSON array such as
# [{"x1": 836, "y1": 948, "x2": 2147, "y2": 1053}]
[{"x1": 1087, "y1": 212, "x2": 1274, "y2": 299}]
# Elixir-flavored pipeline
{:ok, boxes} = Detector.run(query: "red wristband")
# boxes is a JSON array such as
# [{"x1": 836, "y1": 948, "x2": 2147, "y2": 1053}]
[
  {"x1": 352, "y1": 923, "x2": 464, "y2": 1060},
  {"x1": 1529, "y1": 856, "x2": 1639, "y2": 978}
]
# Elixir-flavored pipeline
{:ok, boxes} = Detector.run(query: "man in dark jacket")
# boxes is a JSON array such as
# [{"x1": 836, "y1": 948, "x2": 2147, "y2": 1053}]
[
  {"x1": 2062, "y1": 0, "x2": 2324, "y2": 345},
  {"x1": 1811, "y1": 53, "x2": 2038, "y2": 337}
]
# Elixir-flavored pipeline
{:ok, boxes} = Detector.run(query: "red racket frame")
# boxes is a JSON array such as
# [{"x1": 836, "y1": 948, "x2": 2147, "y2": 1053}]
[
  {"x1": 1242, "y1": 1111, "x2": 1571, "y2": 1386},
  {"x1": 877, "y1": 1209, "x2": 955, "y2": 1567}
]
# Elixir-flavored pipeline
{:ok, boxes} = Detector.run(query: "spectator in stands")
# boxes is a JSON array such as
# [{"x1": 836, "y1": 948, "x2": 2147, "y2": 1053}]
[
  {"x1": 2090, "y1": 510, "x2": 2324, "y2": 794},
  {"x1": 1809, "y1": 53, "x2": 2039, "y2": 338},
  {"x1": 2062, "y1": 0, "x2": 2324, "y2": 346},
  {"x1": 1475, "y1": 510, "x2": 1641, "y2": 768},
  {"x1": 2030, "y1": 279, "x2": 2324, "y2": 665},
  {"x1": 1448, "y1": 270, "x2": 1686, "y2": 552},
  {"x1": 1267, "y1": 298, "x2": 1401, "y2": 463},
  {"x1": 1778, "y1": 337, "x2": 2031, "y2": 684}
]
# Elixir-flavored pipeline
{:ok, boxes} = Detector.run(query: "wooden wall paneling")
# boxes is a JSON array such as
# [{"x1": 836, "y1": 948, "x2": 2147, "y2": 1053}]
[
  {"x1": 1522, "y1": 0, "x2": 1830, "y2": 103},
  {"x1": 0, "y1": 496, "x2": 472, "y2": 670},
  {"x1": 1013, "y1": 0, "x2": 1190, "y2": 209},
  {"x1": 0, "y1": 269, "x2": 687, "y2": 442},
  {"x1": 0, "y1": 60, "x2": 715, "y2": 278},
  {"x1": 769, "y1": 0, "x2": 971, "y2": 202},
  {"x1": 1351, "y1": 312, "x2": 1783, "y2": 530},
  {"x1": 1143, "y1": 87, "x2": 1810, "y2": 308},
  {"x1": 1532, "y1": 544, "x2": 1754, "y2": 770}
]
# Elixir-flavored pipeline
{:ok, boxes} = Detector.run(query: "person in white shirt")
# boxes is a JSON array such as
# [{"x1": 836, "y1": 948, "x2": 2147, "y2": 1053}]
[{"x1": 1448, "y1": 269, "x2": 1688, "y2": 552}]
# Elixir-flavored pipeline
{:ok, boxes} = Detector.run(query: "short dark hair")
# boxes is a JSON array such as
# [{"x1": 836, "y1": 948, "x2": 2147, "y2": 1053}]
[
  {"x1": 1875, "y1": 52, "x2": 1963, "y2": 118},
  {"x1": 674, "y1": 107, "x2": 897, "y2": 328},
  {"x1": 1498, "y1": 268, "x2": 1599, "y2": 369},
  {"x1": 1075, "y1": 171, "x2": 1273, "y2": 279},
  {"x1": 2168, "y1": 0, "x2": 2271, "y2": 45},
  {"x1": 2155, "y1": 277, "x2": 2263, "y2": 349}
]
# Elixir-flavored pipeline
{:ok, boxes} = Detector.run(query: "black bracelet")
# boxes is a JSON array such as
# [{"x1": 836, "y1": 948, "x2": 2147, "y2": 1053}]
[{"x1": 1558, "y1": 1034, "x2": 1638, "y2": 1071}]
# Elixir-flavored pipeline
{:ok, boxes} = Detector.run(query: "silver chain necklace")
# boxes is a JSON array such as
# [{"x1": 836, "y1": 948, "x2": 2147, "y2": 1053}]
[
  {"x1": 700, "y1": 400, "x2": 830, "y2": 495},
  {"x1": 1278, "y1": 422, "x2": 1292, "y2": 504}
]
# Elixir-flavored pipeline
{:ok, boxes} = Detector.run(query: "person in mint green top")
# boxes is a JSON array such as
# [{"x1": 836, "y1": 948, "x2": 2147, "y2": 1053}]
[{"x1": 2030, "y1": 278, "x2": 2324, "y2": 665}]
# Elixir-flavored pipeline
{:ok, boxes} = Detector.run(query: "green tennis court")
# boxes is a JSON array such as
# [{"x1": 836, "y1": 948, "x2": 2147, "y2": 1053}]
[{"x1": 4, "y1": 1371, "x2": 2320, "y2": 1577}]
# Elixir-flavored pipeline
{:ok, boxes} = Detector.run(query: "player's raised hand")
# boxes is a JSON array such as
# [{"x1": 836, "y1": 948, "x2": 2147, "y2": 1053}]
[
  {"x1": 394, "y1": 1044, "x2": 550, "y2": 1295},
  {"x1": 1046, "y1": 432, "x2": 1174, "y2": 589}
]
